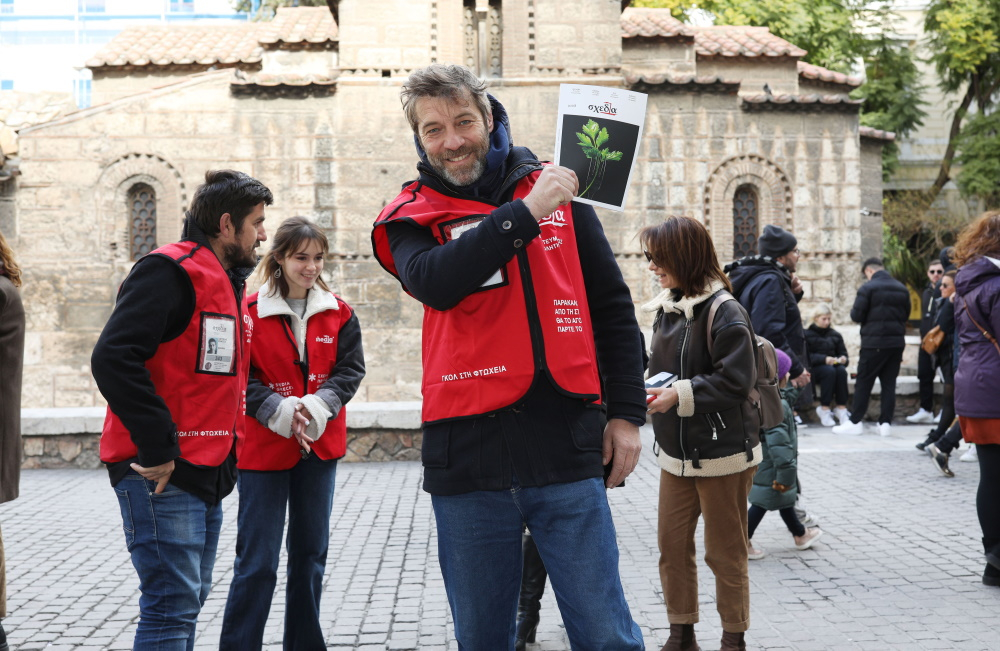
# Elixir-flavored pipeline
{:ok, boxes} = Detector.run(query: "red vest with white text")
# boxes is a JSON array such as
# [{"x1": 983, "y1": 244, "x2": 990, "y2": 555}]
[
  {"x1": 237, "y1": 292, "x2": 353, "y2": 470},
  {"x1": 101, "y1": 241, "x2": 251, "y2": 466},
  {"x1": 372, "y1": 170, "x2": 602, "y2": 423}
]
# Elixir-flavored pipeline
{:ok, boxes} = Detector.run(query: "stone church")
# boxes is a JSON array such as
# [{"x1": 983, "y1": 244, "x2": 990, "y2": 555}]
[{"x1": 5, "y1": 0, "x2": 889, "y2": 410}]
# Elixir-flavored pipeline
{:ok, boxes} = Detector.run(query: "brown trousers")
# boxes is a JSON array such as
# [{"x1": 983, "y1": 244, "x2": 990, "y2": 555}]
[
  {"x1": 657, "y1": 467, "x2": 755, "y2": 633},
  {"x1": 1, "y1": 523, "x2": 5, "y2": 618}
]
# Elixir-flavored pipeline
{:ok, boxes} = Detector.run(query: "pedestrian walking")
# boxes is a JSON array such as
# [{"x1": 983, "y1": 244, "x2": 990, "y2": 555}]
[
  {"x1": 804, "y1": 303, "x2": 850, "y2": 427},
  {"x1": 91, "y1": 170, "x2": 272, "y2": 648},
  {"x1": 907, "y1": 259, "x2": 944, "y2": 424},
  {"x1": 0, "y1": 229, "x2": 24, "y2": 651},
  {"x1": 920, "y1": 270, "x2": 961, "y2": 475},
  {"x1": 642, "y1": 216, "x2": 761, "y2": 651},
  {"x1": 747, "y1": 348, "x2": 823, "y2": 560},
  {"x1": 219, "y1": 216, "x2": 365, "y2": 650},
  {"x1": 371, "y1": 64, "x2": 646, "y2": 650},
  {"x1": 832, "y1": 258, "x2": 910, "y2": 437},
  {"x1": 951, "y1": 211, "x2": 1000, "y2": 587}
]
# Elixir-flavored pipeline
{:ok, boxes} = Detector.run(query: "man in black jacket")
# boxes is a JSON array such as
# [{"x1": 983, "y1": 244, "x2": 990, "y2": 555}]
[
  {"x1": 726, "y1": 225, "x2": 811, "y2": 389},
  {"x1": 832, "y1": 258, "x2": 912, "y2": 436},
  {"x1": 92, "y1": 170, "x2": 272, "y2": 648},
  {"x1": 907, "y1": 259, "x2": 943, "y2": 424},
  {"x1": 371, "y1": 65, "x2": 645, "y2": 650}
]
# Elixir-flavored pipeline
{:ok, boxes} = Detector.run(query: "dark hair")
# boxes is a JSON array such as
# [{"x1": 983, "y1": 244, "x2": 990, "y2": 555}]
[
  {"x1": 953, "y1": 211, "x2": 1000, "y2": 267},
  {"x1": 862, "y1": 257, "x2": 883, "y2": 273},
  {"x1": 928, "y1": 259, "x2": 943, "y2": 269},
  {"x1": 186, "y1": 170, "x2": 273, "y2": 238},
  {"x1": 639, "y1": 216, "x2": 732, "y2": 298},
  {"x1": 259, "y1": 216, "x2": 331, "y2": 298},
  {"x1": 400, "y1": 64, "x2": 491, "y2": 135},
  {"x1": 944, "y1": 269, "x2": 957, "y2": 281},
  {"x1": 0, "y1": 228, "x2": 21, "y2": 288}
]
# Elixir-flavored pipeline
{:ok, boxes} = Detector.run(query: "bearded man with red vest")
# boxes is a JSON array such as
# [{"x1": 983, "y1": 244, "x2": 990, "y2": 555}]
[
  {"x1": 372, "y1": 64, "x2": 647, "y2": 650},
  {"x1": 92, "y1": 169, "x2": 272, "y2": 650}
]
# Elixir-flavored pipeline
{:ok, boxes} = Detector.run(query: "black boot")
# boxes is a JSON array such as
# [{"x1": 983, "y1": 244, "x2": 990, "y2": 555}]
[
  {"x1": 0, "y1": 621, "x2": 8, "y2": 651},
  {"x1": 984, "y1": 537, "x2": 1000, "y2": 572},
  {"x1": 720, "y1": 630, "x2": 746, "y2": 651},
  {"x1": 660, "y1": 623, "x2": 700, "y2": 650},
  {"x1": 515, "y1": 532, "x2": 547, "y2": 650}
]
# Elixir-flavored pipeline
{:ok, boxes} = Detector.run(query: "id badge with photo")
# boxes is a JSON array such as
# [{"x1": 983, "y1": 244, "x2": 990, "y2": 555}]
[{"x1": 198, "y1": 313, "x2": 237, "y2": 375}]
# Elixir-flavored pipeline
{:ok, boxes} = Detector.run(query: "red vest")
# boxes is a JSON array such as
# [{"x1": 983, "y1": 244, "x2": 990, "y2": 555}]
[
  {"x1": 237, "y1": 292, "x2": 353, "y2": 470},
  {"x1": 101, "y1": 241, "x2": 251, "y2": 467},
  {"x1": 372, "y1": 171, "x2": 602, "y2": 423}
]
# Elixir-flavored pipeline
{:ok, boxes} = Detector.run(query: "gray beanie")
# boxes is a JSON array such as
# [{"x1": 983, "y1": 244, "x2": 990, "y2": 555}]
[{"x1": 758, "y1": 225, "x2": 797, "y2": 258}]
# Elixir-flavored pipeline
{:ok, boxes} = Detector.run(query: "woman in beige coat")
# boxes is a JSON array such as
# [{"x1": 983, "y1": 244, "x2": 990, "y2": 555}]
[{"x1": 0, "y1": 228, "x2": 24, "y2": 651}]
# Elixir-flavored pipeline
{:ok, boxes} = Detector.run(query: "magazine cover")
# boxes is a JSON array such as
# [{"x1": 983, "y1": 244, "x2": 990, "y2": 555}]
[{"x1": 554, "y1": 84, "x2": 648, "y2": 212}]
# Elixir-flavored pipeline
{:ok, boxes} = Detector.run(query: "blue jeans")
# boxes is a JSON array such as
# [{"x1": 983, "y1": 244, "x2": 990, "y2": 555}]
[
  {"x1": 113, "y1": 470, "x2": 222, "y2": 651},
  {"x1": 432, "y1": 477, "x2": 644, "y2": 651},
  {"x1": 219, "y1": 454, "x2": 338, "y2": 651}
]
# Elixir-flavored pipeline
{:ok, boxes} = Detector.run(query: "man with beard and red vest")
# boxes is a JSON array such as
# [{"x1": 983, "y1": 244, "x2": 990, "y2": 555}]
[
  {"x1": 371, "y1": 64, "x2": 646, "y2": 650},
  {"x1": 92, "y1": 170, "x2": 272, "y2": 649}
]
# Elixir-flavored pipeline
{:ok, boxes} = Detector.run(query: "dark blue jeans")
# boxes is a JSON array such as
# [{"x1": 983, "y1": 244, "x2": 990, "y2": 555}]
[
  {"x1": 219, "y1": 454, "x2": 338, "y2": 651},
  {"x1": 431, "y1": 477, "x2": 644, "y2": 651},
  {"x1": 114, "y1": 471, "x2": 222, "y2": 651}
]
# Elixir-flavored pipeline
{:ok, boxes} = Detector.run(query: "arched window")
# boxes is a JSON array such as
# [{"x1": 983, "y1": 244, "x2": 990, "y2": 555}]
[
  {"x1": 732, "y1": 184, "x2": 759, "y2": 259},
  {"x1": 128, "y1": 183, "x2": 157, "y2": 260}
]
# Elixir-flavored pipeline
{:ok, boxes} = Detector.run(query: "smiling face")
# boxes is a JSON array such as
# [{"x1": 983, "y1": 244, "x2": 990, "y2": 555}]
[
  {"x1": 278, "y1": 238, "x2": 325, "y2": 300},
  {"x1": 940, "y1": 274, "x2": 955, "y2": 299},
  {"x1": 645, "y1": 252, "x2": 678, "y2": 290},
  {"x1": 415, "y1": 92, "x2": 493, "y2": 187}
]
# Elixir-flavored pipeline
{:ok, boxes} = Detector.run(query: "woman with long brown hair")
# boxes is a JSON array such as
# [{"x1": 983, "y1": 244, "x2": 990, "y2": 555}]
[
  {"x1": 220, "y1": 216, "x2": 366, "y2": 649},
  {"x1": 641, "y1": 216, "x2": 761, "y2": 651},
  {"x1": 0, "y1": 228, "x2": 24, "y2": 651},
  {"x1": 952, "y1": 211, "x2": 1000, "y2": 587}
]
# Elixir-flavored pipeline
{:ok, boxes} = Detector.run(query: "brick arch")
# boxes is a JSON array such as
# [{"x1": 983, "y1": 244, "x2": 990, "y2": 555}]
[
  {"x1": 703, "y1": 154, "x2": 793, "y2": 262},
  {"x1": 94, "y1": 154, "x2": 186, "y2": 275}
]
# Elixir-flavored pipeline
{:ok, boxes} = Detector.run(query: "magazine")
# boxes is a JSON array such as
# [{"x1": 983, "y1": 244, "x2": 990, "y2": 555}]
[{"x1": 553, "y1": 84, "x2": 648, "y2": 212}]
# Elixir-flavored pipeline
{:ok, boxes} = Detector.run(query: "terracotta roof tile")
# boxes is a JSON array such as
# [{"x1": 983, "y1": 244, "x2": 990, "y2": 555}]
[
  {"x1": 620, "y1": 7, "x2": 693, "y2": 38},
  {"x1": 623, "y1": 69, "x2": 739, "y2": 92},
  {"x1": 859, "y1": 125, "x2": 896, "y2": 141},
  {"x1": 259, "y1": 6, "x2": 337, "y2": 44},
  {"x1": 741, "y1": 93, "x2": 862, "y2": 112},
  {"x1": 694, "y1": 26, "x2": 806, "y2": 58},
  {"x1": 86, "y1": 24, "x2": 263, "y2": 68},
  {"x1": 231, "y1": 71, "x2": 338, "y2": 87},
  {"x1": 798, "y1": 61, "x2": 862, "y2": 87}
]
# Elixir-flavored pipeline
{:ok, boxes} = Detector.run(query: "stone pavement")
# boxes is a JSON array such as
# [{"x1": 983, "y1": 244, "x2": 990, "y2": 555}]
[{"x1": 0, "y1": 423, "x2": 997, "y2": 650}]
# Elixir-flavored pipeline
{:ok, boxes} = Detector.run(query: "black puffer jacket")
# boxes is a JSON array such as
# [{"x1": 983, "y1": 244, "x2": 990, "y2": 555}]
[
  {"x1": 644, "y1": 280, "x2": 762, "y2": 478},
  {"x1": 804, "y1": 324, "x2": 848, "y2": 367},
  {"x1": 850, "y1": 269, "x2": 911, "y2": 348},
  {"x1": 725, "y1": 256, "x2": 807, "y2": 379}
]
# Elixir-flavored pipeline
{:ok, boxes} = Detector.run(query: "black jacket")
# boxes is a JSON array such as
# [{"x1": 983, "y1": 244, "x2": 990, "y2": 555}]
[
  {"x1": 804, "y1": 324, "x2": 849, "y2": 367},
  {"x1": 725, "y1": 256, "x2": 807, "y2": 379},
  {"x1": 645, "y1": 282, "x2": 761, "y2": 478},
  {"x1": 919, "y1": 282, "x2": 940, "y2": 336},
  {"x1": 381, "y1": 107, "x2": 646, "y2": 495},
  {"x1": 850, "y1": 269, "x2": 911, "y2": 349},
  {"x1": 91, "y1": 220, "x2": 252, "y2": 504}
]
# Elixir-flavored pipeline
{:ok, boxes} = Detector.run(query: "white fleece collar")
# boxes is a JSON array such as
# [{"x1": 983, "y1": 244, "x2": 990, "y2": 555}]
[
  {"x1": 256, "y1": 280, "x2": 339, "y2": 321},
  {"x1": 641, "y1": 278, "x2": 729, "y2": 320}
]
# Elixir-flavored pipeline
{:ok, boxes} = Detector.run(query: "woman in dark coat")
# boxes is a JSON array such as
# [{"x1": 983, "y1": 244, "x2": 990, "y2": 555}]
[
  {"x1": 0, "y1": 228, "x2": 24, "y2": 649},
  {"x1": 641, "y1": 216, "x2": 761, "y2": 651},
  {"x1": 952, "y1": 211, "x2": 1000, "y2": 587},
  {"x1": 804, "y1": 303, "x2": 850, "y2": 426}
]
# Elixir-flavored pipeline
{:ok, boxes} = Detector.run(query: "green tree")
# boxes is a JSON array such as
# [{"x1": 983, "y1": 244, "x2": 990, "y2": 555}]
[
  {"x1": 630, "y1": 0, "x2": 926, "y2": 176},
  {"x1": 955, "y1": 111, "x2": 1000, "y2": 209},
  {"x1": 233, "y1": 0, "x2": 337, "y2": 22}
]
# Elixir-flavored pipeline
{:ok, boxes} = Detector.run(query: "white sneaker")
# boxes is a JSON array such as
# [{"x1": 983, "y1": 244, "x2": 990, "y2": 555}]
[
  {"x1": 906, "y1": 408, "x2": 935, "y2": 424},
  {"x1": 878, "y1": 422, "x2": 892, "y2": 437},
  {"x1": 834, "y1": 407, "x2": 851, "y2": 426},
  {"x1": 961, "y1": 445, "x2": 978, "y2": 462},
  {"x1": 817, "y1": 407, "x2": 836, "y2": 427},
  {"x1": 832, "y1": 420, "x2": 863, "y2": 436},
  {"x1": 748, "y1": 541, "x2": 766, "y2": 560}
]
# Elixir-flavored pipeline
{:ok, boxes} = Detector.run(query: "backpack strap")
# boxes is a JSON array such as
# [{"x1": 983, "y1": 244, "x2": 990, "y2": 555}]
[{"x1": 705, "y1": 292, "x2": 735, "y2": 353}]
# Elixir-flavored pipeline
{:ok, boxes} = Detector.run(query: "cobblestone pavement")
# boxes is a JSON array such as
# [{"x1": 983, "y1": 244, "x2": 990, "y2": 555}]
[{"x1": 1, "y1": 423, "x2": 997, "y2": 650}]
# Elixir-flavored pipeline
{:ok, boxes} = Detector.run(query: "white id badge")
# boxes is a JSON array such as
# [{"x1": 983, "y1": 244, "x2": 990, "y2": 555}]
[{"x1": 198, "y1": 313, "x2": 237, "y2": 375}]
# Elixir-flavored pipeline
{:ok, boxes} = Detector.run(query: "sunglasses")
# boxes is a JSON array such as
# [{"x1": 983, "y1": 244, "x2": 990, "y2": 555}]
[
  {"x1": 929, "y1": 269, "x2": 944, "y2": 275},
  {"x1": 643, "y1": 250, "x2": 653, "y2": 262}
]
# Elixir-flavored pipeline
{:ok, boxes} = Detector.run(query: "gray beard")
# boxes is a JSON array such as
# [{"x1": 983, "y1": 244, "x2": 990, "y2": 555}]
[{"x1": 434, "y1": 153, "x2": 487, "y2": 187}]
